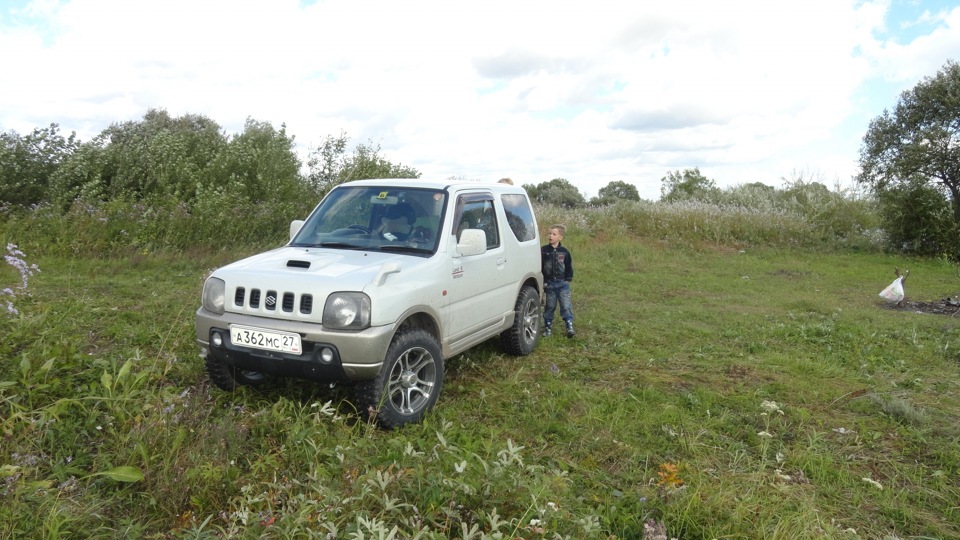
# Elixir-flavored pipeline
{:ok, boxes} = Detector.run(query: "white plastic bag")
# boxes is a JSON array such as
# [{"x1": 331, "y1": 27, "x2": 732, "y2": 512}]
[{"x1": 879, "y1": 276, "x2": 904, "y2": 303}]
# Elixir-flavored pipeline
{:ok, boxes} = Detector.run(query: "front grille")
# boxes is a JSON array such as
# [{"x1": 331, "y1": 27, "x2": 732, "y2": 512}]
[{"x1": 232, "y1": 287, "x2": 316, "y2": 317}]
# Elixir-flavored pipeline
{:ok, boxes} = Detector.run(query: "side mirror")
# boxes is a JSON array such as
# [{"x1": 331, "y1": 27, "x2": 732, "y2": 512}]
[
  {"x1": 457, "y1": 229, "x2": 487, "y2": 256},
  {"x1": 289, "y1": 220, "x2": 305, "y2": 241}
]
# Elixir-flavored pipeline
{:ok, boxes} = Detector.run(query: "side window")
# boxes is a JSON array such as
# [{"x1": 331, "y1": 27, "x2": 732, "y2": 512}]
[
  {"x1": 500, "y1": 194, "x2": 537, "y2": 242},
  {"x1": 454, "y1": 196, "x2": 500, "y2": 249}
]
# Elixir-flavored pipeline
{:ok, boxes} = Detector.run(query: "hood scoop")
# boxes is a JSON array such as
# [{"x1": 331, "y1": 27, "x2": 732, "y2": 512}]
[{"x1": 286, "y1": 260, "x2": 311, "y2": 269}]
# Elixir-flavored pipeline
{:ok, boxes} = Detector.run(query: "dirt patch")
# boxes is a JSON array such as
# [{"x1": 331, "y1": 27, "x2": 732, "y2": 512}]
[{"x1": 881, "y1": 298, "x2": 960, "y2": 316}]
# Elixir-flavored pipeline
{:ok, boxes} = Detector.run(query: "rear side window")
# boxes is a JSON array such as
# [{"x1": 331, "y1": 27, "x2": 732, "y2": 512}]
[
  {"x1": 501, "y1": 194, "x2": 537, "y2": 242},
  {"x1": 455, "y1": 196, "x2": 500, "y2": 249}
]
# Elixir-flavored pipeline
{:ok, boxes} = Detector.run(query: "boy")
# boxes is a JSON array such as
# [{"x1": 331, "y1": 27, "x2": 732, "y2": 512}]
[{"x1": 541, "y1": 224, "x2": 575, "y2": 338}]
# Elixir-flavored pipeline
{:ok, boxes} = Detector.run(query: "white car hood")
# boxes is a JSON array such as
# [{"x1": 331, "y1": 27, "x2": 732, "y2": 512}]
[{"x1": 214, "y1": 247, "x2": 420, "y2": 318}]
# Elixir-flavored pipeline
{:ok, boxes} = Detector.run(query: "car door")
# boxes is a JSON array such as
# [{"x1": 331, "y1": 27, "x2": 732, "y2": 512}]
[{"x1": 441, "y1": 191, "x2": 513, "y2": 346}]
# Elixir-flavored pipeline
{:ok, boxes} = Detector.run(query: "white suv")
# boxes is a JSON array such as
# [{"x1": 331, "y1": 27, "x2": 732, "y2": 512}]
[{"x1": 195, "y1": 179, "x2": 543, "y2": 428}]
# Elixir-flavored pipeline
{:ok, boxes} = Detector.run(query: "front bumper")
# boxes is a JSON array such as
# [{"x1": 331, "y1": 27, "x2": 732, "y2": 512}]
[{"x1": 195, "y1": 308, "x2": 394, "y2": 381}]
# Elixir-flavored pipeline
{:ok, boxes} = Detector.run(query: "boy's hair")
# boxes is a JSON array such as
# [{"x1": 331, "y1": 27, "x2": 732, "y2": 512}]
[{"x1": 549, "y1": 224, "x2": 566, "y2": 236}]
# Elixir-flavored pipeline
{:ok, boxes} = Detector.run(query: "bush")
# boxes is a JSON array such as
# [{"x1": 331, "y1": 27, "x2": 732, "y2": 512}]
[
  {"x1": 0, "y1": 194, "x2": 318, "y2": 257},
  {"x1": 876, "y1": 181, "x2": 960, "y2": 257}
]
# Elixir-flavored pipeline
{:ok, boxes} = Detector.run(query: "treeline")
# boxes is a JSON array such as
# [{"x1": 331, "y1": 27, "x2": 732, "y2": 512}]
[
  {"x1": 0, "y1": 109, "x2": 421, "y2": 209},
  {"x1": 0, "y1": 109, "x2": 421, "y2": 253},
  {"x1": 0, "y1": 108, "x2": 944, "y2": 258}
]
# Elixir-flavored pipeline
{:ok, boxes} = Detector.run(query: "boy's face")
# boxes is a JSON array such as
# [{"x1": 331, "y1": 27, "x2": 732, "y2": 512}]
[{"x1": 547, "y1": 228, "x2": 563, "y2": 245}]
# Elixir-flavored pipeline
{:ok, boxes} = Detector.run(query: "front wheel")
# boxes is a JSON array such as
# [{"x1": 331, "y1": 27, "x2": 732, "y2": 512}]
[
  {"x1": 500, "y1": 285, "x2": 541, "y2": 356},
  {"x1": 205, "y1": 355, "x2": 270, "y2": 391},
  {"x1": 354, "y1": 329, "x2": 444, "y2": 429}
]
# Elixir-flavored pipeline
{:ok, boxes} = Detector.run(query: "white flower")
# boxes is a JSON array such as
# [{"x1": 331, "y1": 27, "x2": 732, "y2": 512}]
[
  {"x1": 760, "y1": 400, "x2": 784, "y2": 414},
  {"x1": 861, "y1": 477, "x2": 883, "y2": 490}
]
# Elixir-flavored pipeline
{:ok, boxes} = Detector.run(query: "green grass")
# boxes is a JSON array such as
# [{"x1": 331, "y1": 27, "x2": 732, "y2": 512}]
[{"x1": 1, "y1": 235, "x2": 959, "y2": 538}]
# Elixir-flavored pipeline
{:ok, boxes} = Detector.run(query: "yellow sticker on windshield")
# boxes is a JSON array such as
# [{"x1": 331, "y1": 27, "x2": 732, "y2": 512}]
[{"x1": 378, "y1": 192, "x2": 389, "y2": 199}]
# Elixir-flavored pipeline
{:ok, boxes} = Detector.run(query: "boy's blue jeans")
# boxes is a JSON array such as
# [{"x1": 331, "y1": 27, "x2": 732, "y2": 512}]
[{"x1": 543, "y1": 279, "x2": 573, "y2": 327}]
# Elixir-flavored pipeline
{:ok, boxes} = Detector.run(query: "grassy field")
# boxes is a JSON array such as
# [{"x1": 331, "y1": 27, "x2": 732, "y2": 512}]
[{"x1": 1, "y1": 228, "x2": 959, "y2": 538}]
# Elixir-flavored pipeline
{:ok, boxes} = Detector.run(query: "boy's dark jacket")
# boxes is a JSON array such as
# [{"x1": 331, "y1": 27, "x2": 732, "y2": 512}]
[{"x1": 541, "y1": 242, "x2": 573, "y2": 282}]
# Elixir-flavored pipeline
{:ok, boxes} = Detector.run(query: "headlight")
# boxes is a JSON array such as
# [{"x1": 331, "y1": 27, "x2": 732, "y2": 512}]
[
  {"x1": 202, "y1": 277, "x2": 226, "y2": 315},
  {"x1": 323, "y1": 292, "x2": 371, "y2": 330}
]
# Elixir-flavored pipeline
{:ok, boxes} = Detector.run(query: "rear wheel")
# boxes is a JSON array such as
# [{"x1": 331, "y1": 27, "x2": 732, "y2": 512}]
[
  {"x1": 205, "y1": 355, "x2": 269, "y2": 391},
  {"x1": 355, "y1": 329, "x2": 444, "y2": 429},
  {"x1": 500, "y1": 285, "x2": 541, "y2": 356}
]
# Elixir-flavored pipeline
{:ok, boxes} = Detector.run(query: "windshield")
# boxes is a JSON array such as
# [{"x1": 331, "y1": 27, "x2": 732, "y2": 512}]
[{"x1": 290, "y1": 186, "x2": 447, "y2": 255}]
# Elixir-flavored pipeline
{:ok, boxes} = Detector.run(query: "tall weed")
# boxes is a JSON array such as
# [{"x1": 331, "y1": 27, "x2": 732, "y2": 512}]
[{"x1": 535, "y1": 176, "x2": 880, "y2": 252}]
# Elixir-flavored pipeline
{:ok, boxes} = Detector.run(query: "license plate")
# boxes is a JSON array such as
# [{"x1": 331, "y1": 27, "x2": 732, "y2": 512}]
[{"x1": 230, "y1": 325, "x2": 302, "y2": 354}]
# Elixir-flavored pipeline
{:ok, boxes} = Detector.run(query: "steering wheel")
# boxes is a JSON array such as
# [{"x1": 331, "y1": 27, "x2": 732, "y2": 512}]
[
  {"x1": 410, "y1": 226, "x2": 433, "y2": 243},
  {"x1": 348, "y1": 225, "x2": 371, "y2": 233}
]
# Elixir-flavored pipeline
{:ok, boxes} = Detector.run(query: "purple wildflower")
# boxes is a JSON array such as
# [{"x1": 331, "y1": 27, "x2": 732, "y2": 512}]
[{"x1": 3, "y1": 244, "x2": 40, "y2": 316}]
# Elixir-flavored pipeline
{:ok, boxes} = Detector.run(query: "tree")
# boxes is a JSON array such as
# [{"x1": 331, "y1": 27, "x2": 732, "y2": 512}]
[
  {"x1": 857, "y1": 60, "x2": 960, "y2": 257},
  {"x1": 48, "y1": 136, "x2": 109, "y2": 206},
  {"x1": 0, "y1": 124, "x2": 79, "y2": 206},
  {"x1": 659, "y1": 168, "x2": 718, "y2": 203},
  {"x1": 590, "y1": 180, "x2": 641, "y2": 206},
  {"x1": 88, "y1": 109, "x2": 227, "y2": 200},
  {"x1": 306, "y1": 134, "x2": 420, "y2": 196},
  {"x1": 343, "y1": 140, "x2": 420, "y2": 182},
  {"x1": 211, "y1": 118, "x2": 302, "y2": 202},
  {"x1": 522, "y1": 178, "x2": 586, "y2": 208},
  {"x1": 50, "y1": 110, "x2": 306, "y2": 206},
  {"x1": 306, "y1": 132, "x2": 350, "y2": 194}
]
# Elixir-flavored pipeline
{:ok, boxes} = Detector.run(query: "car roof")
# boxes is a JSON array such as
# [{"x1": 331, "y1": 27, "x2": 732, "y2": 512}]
[{"x1": 340, "y1": 178, "x2": 527, "y2": 194}]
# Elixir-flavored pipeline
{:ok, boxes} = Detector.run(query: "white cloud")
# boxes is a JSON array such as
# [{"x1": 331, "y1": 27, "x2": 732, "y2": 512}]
[{"x1": 1, "y1": 0, "x2": 959, "y2": 199}]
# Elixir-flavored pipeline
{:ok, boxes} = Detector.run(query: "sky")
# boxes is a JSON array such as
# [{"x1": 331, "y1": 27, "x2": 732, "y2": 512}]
[{"x1": 1, "y1": 0, "x2": 959, "y2": 200}]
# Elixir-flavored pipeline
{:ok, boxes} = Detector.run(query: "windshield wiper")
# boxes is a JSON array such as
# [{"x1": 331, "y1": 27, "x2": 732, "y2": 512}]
[
  {"x1": 294, "y1": 242, "x2": 369, "y2": 249},
  {"x1": 378, "y1": 245, "x2": 431, "y2": 254}
]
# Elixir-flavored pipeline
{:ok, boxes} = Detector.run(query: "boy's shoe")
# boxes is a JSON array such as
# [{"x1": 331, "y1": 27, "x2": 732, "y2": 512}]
[
  {"x1": 543, "y1": 325, "x2": 552, "y2": 337},
  {"x1": 565, "y1": 321, "x2": 575, "y2": 338}
]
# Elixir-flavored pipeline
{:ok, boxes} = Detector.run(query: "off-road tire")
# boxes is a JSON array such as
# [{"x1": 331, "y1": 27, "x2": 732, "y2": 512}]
[
  {"x1": 500, "y1": 285, "x2": 541, "y2": 356},
  {"x1": 354, "y1": 329, "x2": 444, "y2": 429},
  {"x1": 205, "y1": 355, "x2": 269, "y2": 391}
]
